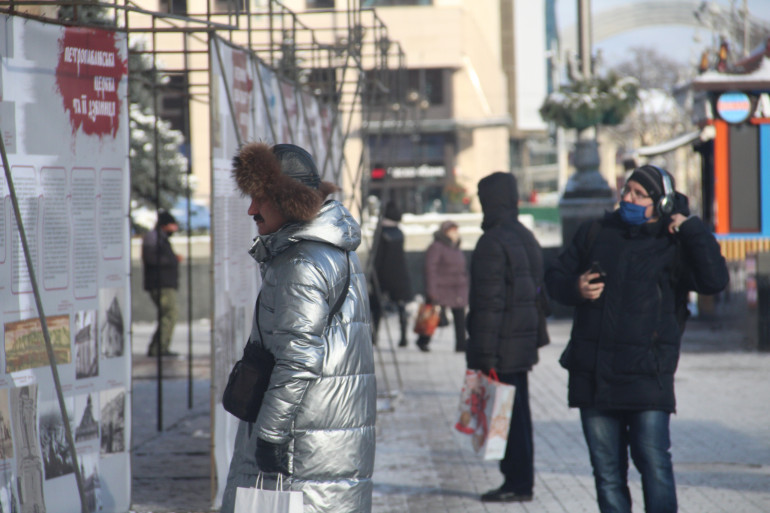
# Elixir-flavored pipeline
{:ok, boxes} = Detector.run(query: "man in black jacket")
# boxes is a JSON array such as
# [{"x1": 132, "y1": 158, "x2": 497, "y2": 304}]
[
  {"x1": 142, "y1": 211, "x2": 182, "y2": 357},
  {"x1": 467, "y1": 172, "x2": 548, "y2": 503},
  {"x1": 545, "y1": 165, "x2": 729, "y2": 513}
]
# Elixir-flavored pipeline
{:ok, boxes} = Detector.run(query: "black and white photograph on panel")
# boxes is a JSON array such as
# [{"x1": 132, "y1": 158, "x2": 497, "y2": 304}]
[
  {"x1": 0, "y1": 466, "x2": 19, "y2": 513},
  {"x1": 74, "y1": 393, "x2": 99, "y2": 450},
  {"x1": 0, "y1": 390, "x2": 13, "y2": 461},
  {"x1": 99, "y1": 288, "x2": 124, "y2": 358},
  {"x1": 11, "y1": 385, "x2": 45, "y2": 512},
  {"x1": 99, "y1": 388, "x2": 125, "y2": 454},
  {"x1": 74, "y1": 310, "x2": 98, "y2": 379},
  {"x1": 77, "y1": 453, "x2": 102, "y2": 513},
  {"x1": 38, "y1": 396, "x2": 75, "y2": 480}
]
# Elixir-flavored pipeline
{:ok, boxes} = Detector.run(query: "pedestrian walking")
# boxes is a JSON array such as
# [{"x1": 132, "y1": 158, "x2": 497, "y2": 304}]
[
  {"x1": 370, "y1": 200, "x2": 413, "y2": 347},
  {"x1": 142, "y1": 210, "x2": 182, "y2": 357},
  {"x1": 220, "y1": 143, "x2": 376, "y2": 513},
  {"x1": 466, "y1": 171, "x2": 548, "y2": 503},
  {"x1": 544, "y1": 164, "x2": 729, "y2": 513},
  {"x1": 415, "y1": 220, "x2": 469, "y2": 352}
]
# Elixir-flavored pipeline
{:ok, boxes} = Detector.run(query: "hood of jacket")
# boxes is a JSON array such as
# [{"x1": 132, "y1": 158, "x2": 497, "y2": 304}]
[
  {"x1": 248, "y1": 200, "x2": 361, "y2": 263},
  {"x1": 433, "y1": 229, "x2": 459, "y2": 248},
  {"x1": 478, "y1": 172, "x2": 520, "y2": 230}
]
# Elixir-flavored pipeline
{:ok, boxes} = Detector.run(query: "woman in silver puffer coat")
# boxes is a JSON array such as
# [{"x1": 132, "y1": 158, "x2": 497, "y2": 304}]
[{"x1": 221, "y1": 143, "x2": 376, "y2": 513}]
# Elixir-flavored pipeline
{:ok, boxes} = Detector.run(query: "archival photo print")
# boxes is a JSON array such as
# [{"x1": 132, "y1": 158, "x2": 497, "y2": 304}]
[
  {"x1": 0, "y1": 390, "x2": 13, "y2": 461},
  {"x1": 78, "y1": 452, "x2": 102, "y2": 513},
  {"x1": 0, "y1": 468, "x2": 19, "y2": 513},
  {"x1": 99, "y1": 288, "x2": 124, "y2": 358},
  {"x1": 74, "y1": 310, "x2": 98, "y2": 379},
  {"x1": 5, "y1": 315, "x2": 71, "y2": 373},
  {"x1": 99, "y1": 388, "x2": 124, "y2": 454},
  {"x1": 74, "y1": 393, "x2": 99, "y2": 451},
  {"x1": 11, "y1": 385, "x2": 45, "y2": 512},
  {"x1": 38, "y1": 397, "x2": 75, "y2": 480}
]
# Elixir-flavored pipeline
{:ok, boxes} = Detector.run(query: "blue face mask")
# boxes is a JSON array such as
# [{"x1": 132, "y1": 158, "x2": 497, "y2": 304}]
[{"x1": 619, "y1": 201, "x2": 650, "y2": 225}]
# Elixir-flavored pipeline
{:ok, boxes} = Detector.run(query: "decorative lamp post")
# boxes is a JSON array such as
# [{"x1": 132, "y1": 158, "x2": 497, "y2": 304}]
[{"x1": 539, "y1": 0, "x2": 639, "y2": 247}]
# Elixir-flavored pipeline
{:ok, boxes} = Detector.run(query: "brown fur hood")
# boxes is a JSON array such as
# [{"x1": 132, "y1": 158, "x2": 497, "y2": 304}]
[{"x1": 232, "y1": 142, "x2": 338, "y2": 222}]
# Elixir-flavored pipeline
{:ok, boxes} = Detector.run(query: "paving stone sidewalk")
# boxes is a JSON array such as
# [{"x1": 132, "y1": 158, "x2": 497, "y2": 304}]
[{"x1": 129, "y1": 314, "x2": 770, "y2": 512}]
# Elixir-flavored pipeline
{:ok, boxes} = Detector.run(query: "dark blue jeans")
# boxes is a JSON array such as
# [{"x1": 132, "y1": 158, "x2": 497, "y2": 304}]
[
  {"x1": 580, "y1": 408, "x2": 677, "y2": 513},
  {"x1": 496, "y1": 371, "x2": 533, "y2": 495}
]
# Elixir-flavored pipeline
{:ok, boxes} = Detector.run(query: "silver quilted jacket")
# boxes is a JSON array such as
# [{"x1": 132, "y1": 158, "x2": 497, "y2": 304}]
[{"x1": 221, "y1": 200, "x2": 376, "y2": 513}]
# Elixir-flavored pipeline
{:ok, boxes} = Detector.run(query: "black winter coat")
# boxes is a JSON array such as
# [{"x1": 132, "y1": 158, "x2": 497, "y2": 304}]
[
  {"x1": 545, "y1": 211, "x2": 728, "y2": 413},
  {"x1": 373, "y1": 223, "x2": 413, "y2": 302},
  {"x1": 142, "y1": 228, "x2": 179, "y2": 290}
]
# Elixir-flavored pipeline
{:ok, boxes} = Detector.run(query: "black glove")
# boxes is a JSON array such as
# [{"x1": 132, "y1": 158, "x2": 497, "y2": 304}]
[
  {"x1": 672, "y1": 192, "x2": 690, "y2": 217},
  {"x1": 256, "y1": 438, "x2": 290, "y2": 475}
]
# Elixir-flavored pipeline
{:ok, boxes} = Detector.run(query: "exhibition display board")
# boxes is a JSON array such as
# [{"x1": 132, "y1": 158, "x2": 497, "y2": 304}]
[{"x1": 0, "y1": 15, "x2": 131, "y2": 513}]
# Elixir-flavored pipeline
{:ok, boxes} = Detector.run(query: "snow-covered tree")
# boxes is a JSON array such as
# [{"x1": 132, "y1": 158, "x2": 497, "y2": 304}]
[{"x1": 128, "y1": 43, "x2": 188, "y2": 210}]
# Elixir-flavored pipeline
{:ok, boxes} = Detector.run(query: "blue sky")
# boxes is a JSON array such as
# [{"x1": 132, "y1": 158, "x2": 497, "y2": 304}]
[{"x1": 556, "y1": 0, "x2": 770, "y2": 67}]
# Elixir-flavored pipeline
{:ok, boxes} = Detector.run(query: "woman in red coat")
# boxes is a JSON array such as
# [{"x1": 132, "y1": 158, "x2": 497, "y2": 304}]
[{"x1": 416, "y1": 220, "x2": 469, "y2": 352}]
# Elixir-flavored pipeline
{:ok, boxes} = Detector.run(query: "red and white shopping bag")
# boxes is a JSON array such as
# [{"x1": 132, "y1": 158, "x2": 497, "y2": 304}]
[{"x1": 454, "y1": 369, "x2": 515, "y2": 460}]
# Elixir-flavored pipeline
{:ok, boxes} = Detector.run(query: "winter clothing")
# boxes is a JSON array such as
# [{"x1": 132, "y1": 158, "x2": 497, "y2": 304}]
[
  {"x1": 232, "y1": 142, "x2": 338, "y2": 222},
  {"x1": 467, "y1": 171, "x2": 545, "y2": 497},
  {"x1": 157, "y1": 210, "x2": 178, "y2": 227},
  {"x1": 424, "y1": 228, "x2": 469, "y2": 309},
  {"x1": 467, "y1": 173, "x2": 545, "y2": 375},
  {"x1": 142, "y1": 226, "x2": 179, "y2": 291},
  {"x1": 221, "y1": 200, "x2": 376, "y2": 513},
  {"x1": 373, "y1": 220, "x2": 413, "y2": 302},
  {"x1": 370, "y1": 206, "x2": 413, "y2": 346},
  {"x1": 142, "y1": 221, "x2": 180, "y2": 355},
  {"x1": 627, "y1": 164, "x2": 676, "y2": 203},
  {"x1": 416, "y1": 223, "x2": 469, "y2": 350},
  {"x1": 544, "y1": 211, "x2": 728, "y2": 413}
]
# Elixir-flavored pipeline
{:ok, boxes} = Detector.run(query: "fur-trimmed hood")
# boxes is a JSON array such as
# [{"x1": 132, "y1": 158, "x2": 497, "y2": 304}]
[{"x1": 232, "y1": 142, "x2": 337, "y2": 222}]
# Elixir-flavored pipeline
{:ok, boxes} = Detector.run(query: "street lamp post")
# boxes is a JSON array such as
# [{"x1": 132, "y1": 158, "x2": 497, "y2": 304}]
[{"x1": 558, "y1": 0, "x2": 615, "y2": 248}]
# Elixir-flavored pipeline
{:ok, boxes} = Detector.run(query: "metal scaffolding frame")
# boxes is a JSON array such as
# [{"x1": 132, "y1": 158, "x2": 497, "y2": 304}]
[{"x1": 0, "y1": 3, "x2": 415, "y2": 503}]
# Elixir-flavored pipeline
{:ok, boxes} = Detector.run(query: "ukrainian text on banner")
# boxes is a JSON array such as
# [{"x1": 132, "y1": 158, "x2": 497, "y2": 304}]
[
  {"x1": 0, "y1": 15, "x2": 131, "y2": 513},
  {"x1": 209, "y1": 35, "x2": 260, "y2": 508}
]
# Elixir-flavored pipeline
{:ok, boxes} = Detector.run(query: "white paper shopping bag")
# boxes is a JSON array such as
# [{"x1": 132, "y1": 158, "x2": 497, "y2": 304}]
[
  {"x1": 455, "y1": 369, "x2": 515, "y2": 460},
  {"x1": 234, "y1": 474, "x2": 303, "y2": 513}
]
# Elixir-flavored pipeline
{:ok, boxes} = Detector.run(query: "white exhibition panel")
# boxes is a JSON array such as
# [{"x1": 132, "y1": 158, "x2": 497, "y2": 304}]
[{"x1": 0, "y1": 15, "x2": 131, "y2": 513}]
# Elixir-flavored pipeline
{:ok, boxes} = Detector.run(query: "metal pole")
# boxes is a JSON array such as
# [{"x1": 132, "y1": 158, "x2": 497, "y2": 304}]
[
  {"x1": 152, "y1": 19, "x2": 164, "y2": 433},
  {"x1": 577, "y1": 0, "x2": 592, "y2": 78},
  {"x1": 183, "y1": 33, "x2": 194, "y2": 410},
  {"x1": 0, "y1": 129, "x2": 89, "y2": 513}
]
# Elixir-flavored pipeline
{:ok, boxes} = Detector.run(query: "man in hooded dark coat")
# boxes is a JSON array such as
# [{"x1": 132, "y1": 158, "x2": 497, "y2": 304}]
[{"x1": 466, "y1": 171, "x2": 547, "y2": 503}]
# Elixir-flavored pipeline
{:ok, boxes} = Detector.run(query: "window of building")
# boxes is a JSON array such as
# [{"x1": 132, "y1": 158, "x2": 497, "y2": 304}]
[
  {"x1": 306, "y1": 0, "x2": 335, "y2": 8},
  {"x1": 306, "y1": 68, "x2": 339, "y2": 104},
  {"x1": 158, "y1": 0, "x2": 187, "y2": 14},
  {"x1": 362, "y1": 0, "x2": 432, "y2": 6},
  {"x1": 363, "y1": 68, "x2": 445, "y2": 107}
]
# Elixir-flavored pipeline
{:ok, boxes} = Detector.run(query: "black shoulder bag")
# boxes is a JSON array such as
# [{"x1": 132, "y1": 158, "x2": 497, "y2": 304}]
[{"x1": 222, "y1": 253, "x2": 351, "y2": 422}]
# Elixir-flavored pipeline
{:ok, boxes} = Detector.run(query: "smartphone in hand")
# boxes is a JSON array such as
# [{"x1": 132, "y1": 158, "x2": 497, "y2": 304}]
[{"x1": 589, "y1": 261, "x2": 606, "y2": 284}]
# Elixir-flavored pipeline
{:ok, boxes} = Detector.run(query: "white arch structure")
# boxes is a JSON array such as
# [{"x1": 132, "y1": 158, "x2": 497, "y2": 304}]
[{"x1": 559, "y1": 0, "x2": 770, "y2": 60}]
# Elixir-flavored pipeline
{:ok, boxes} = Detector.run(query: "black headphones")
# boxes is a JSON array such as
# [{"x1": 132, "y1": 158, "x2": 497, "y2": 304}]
[{"x1": 649, "y1": 165, "x2": 675, "y2": 217}]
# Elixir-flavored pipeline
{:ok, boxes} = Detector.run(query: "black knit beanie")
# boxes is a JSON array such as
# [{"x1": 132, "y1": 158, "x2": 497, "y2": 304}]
[{"x1": 627, "y1": 165, "x2": 675, "y2": 203}]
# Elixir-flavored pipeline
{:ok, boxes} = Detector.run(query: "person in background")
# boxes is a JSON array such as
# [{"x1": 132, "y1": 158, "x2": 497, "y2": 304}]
[
  {"x1": 415, "y1": 220, "x2": 469, "y2": 352},
  {"x1": 467, "y1": 171, "x2": 547, "y2": 503},
  {"x1": 221, "y1": 142, "x2": 375, "y2": 513},
  {"x1": 142, "y1": 210, "x2": 182, "y2": 357},
  {"x1": 545, "y1": 164, "x2": 729, "y2": 513},
  {"x1": 370, "y1": 201, "x2": 413, "y2": 347}
]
